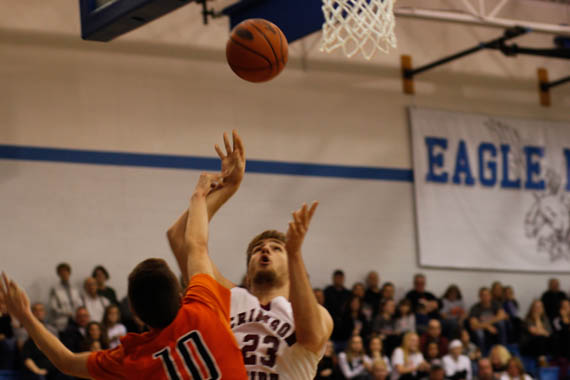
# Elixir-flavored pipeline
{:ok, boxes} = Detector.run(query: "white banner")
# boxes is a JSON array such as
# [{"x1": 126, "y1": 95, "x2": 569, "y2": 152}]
[{"x1": 410, "y1": 107, "x2": 570, "y2": 272}]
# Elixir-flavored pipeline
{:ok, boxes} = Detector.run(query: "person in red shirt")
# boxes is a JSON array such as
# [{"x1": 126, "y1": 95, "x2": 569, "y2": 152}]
[{"x1": 0, "y1": 171, "x2": 247, "y2": 380}]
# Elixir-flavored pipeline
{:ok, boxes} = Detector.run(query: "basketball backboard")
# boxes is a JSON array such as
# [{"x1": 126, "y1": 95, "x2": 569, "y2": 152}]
[{"x1": 79, "y1": 0, "x2": 195, "y2": 41}]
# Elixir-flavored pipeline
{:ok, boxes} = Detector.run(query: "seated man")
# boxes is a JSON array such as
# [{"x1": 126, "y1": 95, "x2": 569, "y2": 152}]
[
  {"x1": 420, "y1": 319, "x2": 448, "y2": 359},
  {"x1": 0, "y1": 172, "x2": 247, "y2": 380},
  {"x1": 468, "y1": 288, "x2": 508, "y2": 354}
]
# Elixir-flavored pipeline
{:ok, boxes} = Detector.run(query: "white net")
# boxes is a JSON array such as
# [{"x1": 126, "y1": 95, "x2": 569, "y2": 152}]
[{"x1": 321, "y1": 0, "x2": 397, "y2": 60}]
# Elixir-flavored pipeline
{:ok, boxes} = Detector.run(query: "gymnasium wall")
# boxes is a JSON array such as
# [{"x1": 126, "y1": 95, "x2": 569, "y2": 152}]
[{"x1": 1, "y1": 2, "x2": 570, "y2": 315}]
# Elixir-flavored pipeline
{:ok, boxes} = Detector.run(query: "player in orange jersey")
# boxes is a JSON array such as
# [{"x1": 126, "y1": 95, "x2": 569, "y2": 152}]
[{"x1": 0, "y1": 172, "x2": 247, "y2": 380}]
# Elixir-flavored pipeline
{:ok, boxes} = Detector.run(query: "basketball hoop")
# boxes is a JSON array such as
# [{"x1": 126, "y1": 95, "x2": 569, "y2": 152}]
[{"x1": 321, "y1": 0, "x2": 397, "y2": 60}]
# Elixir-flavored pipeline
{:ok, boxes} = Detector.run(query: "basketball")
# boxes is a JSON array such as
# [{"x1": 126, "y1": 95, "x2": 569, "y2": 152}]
[{"x1": 226, "y1": 19, "x2": 288, "y2": 83}]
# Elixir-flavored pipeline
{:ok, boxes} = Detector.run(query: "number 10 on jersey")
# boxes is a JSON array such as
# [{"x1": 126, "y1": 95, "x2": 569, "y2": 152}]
[{"x1": 154, "y1": 330, "x2": 220, "y2": 380}]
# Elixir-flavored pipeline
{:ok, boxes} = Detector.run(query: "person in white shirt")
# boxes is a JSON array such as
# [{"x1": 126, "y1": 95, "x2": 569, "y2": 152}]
[
  {"x1": 443, "y1": 340, "x2": 472, "y2": 380},
  {"x1": 499, "y1": 358, "x2": 533, "y2": 380},
  {"x1": 81, "y1": 277, "x2": 109, "y2": 323},
  {"x1": 391, "y1": 332, "x2": 430, "y2": 380},
  {"x1": 338, "y1": 335, "x2": 372, "y2": 380},
  {"x1": 49, "y1": 263, "x2": 83, "y2": 332},
  {"x1": 102, "y1": 304, "x2": 126, "y2": 349},
  {"x1": 367, "y1": 336, "x2": 392, "y2": 373},
  {"x1": 167, "y1": 131, "x2": 333, "y2": 380}
]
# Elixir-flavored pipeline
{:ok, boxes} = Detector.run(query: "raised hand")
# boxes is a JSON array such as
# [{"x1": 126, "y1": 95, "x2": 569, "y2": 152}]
[
  {"x1": 0, "y1": 272, "x2": 31, "y2": 323},
  {"x1": 285, "y1": 201, "x2": 319, "y2": 256},
  {"x1": 214, "y1": 130, "x2": 245, "y2": 186},
  {"x1": 194, "y1": 172, "x2": 224, "y2": 197}
]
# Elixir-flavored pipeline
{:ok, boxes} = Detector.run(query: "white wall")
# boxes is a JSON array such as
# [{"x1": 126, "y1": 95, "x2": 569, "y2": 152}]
[{"x1": 1, "y1": 3, "x2": 570, "y2": 316}]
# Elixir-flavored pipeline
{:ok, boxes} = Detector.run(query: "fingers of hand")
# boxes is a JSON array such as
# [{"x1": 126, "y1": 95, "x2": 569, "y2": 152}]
[
  {"x1": 214, "y1": 144, "x2": 225, "y2": 159},
  {"x1": 223, "y1": 132, "x2": 232, "y2": 155},
  {"x1": 233, "y1": 130, "x2": 245, "y2": 159},
  {"x1": 308, "y1": 201, "x2": 319, "y2": 221}
]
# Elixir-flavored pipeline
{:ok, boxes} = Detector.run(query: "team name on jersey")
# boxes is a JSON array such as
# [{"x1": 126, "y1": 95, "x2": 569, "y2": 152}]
[
  {"x1": 230, "y1": 307, "x2": 294, "y2": 341},
  {"x1": 248, "y1": 371, "x2": 279, "y2": 380}
]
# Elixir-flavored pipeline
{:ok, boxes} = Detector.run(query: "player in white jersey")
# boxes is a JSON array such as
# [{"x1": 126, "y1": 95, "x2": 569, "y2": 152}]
[{"x1": 167, "y1": 131, "x2": 333, "y2": 380}]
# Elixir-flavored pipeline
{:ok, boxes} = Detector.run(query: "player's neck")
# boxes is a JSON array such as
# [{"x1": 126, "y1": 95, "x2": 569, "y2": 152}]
[{"x1": 250, "y1": 283, "x2": 289, "y2": 304}]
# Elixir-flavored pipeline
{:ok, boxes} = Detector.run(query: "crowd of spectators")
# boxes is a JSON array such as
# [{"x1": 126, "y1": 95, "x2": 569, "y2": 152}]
[
  {"x1": 0, "y1": 263, "x2": 142, "y2": 380},
  {"x1": 315, "y1": 271, "x2": 570, "y2": 380},
  {"x1": 1, "y1": 264, "x2": 569, "y2": 380}
]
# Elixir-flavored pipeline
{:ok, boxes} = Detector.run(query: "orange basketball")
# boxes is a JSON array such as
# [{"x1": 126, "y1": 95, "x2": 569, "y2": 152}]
[{"x1": 226, "y1": 19, "x2": 288, "y2": 83}]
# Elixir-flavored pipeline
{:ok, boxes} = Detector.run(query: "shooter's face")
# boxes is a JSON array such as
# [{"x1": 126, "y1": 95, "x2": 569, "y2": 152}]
[{"x1": 248, "y1": 239, "x2": 288, "y2": 287}]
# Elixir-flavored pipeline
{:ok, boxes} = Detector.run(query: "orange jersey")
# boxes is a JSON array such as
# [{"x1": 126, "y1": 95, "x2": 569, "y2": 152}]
[{"x1": 87, "y1": 274, "x2": 247, "y2": 380}]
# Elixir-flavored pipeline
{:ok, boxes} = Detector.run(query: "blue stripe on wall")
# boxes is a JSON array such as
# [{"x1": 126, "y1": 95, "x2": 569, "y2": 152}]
[{"x1": 0, "y1": 145, "x2": 413, "y2": 182}]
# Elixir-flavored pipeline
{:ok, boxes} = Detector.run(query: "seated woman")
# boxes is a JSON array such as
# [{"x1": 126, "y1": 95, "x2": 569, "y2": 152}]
[
  {"x1": 339, "y1": 335, "x2": 373, "y2": 380},
  {"x1": 367, "y1": 336, "x2": 392, "y2": 373},
  {"x1": 489, "y1": 345, "x2": 511, "y2": 375},
  {"x1": 499, "y1": 358, "x2": 532, "y2": 380},
  {"x1": 395, "y1": 299, "x2": 416, "y2": 335},
  {"x1": 337, "y1": 295, "x2": 371, "y2": 343},
  {"x1": 102, "y1": 305, "x2": 127, "y2": 349},
  {"x1": 442, "y1": 340, "x2": 472, "y2": 380},
  {"x1": 371, "y1": 359, "x2": 390, "y2": 380},
  {"x1": 441, "y1": 285, "x2": 466, "y2": 339},
  {"x1": 80, "y1": 321, "x2": 109, "y2": 352},
  {"x1": 390, "y1": 332, "x2": 430, "y2": 380},
  {"x1": 374, "y1": 299, "x2": 399, "y2": 356},
  {"x1": 316, "y1": 341, "x2": 340, "y2": 380},
  {"x1": 521, "y1": 300, "x2": 552, "y2": 361},
  {"x1": 552, "y1": 299, "x2": 570, "y2": 380}
]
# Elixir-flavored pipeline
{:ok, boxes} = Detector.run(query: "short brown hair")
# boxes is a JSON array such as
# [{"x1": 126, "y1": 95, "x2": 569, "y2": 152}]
[
  {"x1": 128, "y1": 258, "x2": 181, "y2": 329},
  {"x1": 246, "y1": 230, "x2": 286, "y2": 265}
]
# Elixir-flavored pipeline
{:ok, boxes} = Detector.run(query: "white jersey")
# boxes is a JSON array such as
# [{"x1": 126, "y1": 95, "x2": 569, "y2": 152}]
[{"x1": 230, "y1": 287, "x2": 322, "y2": 380}]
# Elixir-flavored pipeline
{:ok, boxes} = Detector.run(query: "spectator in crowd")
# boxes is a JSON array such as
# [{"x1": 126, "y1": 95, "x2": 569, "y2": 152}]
[
  {"x1": 368, "y1": 336, "x2": 392, "y2": 372},
  {"x1": 490, "y1": 282, "x2": 504, "y2": 305},
  {"x1": 316, "y1": 341, "x2": 340, "y2": 380},
  {"x1": 395, "y1": 299, "x2": 416, "y2": 335},
  {"x1": 502, "y1": 287, "x2": 519, "y2": 319},
  {"x1": 325, "y1": 270, "x2": 352, "y2": 334},
  {"x1": 460, "y1": 328, "x2": 480, "y2": 361},
  {"x1": 371, "y1": 359, "x2": 390, "y2": 380},
  {"x1": 60, "y1": 306, "x2": 90, "y2": 353},
  {"x1": 420, "y1": 319, "x2": 448, "y2": 359},
  {"x1": 468, "y1": 287, "x2": 508, "y2": 353},
  {"x1": 81, "y1": 277, "x2": 109, "y2": 323},
  {"x1": 21, "y1": 303, "x2": 61, "y2": 380},
  {"x1": 353, "y1": 282, "x2": 366, "y2": 299},
  {"x1": 443, "y1": 340, "x2": 472, "y2": 380},
  {"x1": 365, "y1": 271, "x2": 383, "y2": 319},
  {"x1": 521, "y1": 300, "x2": 552, "y2": 360},
  {"x1": 499, "y1": 358, "x2": 532, "y2": 380},
  {"x1": 92, "y1": 265, "x2": 118, "y2": 305},
  {"x1": 476, "y1": 358, "x2": 495, "y2": 380},
  {"x1": 102, "y1": 304, "x2": 127, "y2": 349},
  {"x1": 552, "y1": 299, "x2": 570, "y2": 380},
  {"x1": 425, "y1": 342, "x2": 440, "y2": 365},
  {"x1": 80, "y1": 321, "x2": 109, "y2": 352},
  {"x1": 315, "y1": 288, "x2": 325, "y2": 306},
  {"x1": 406, "y1": 274, "x2": 441, "y2": 334},
  {"x1": 339, "y1": 335, "x2": 372, "y2": 380},
  {"x1": 49, "y1": 263, "x2": 83, "y2": 332},
  {"x1": 441, "y1": 285, "x2": 466, "y2": 339},
  {"x1": 335, "y1": 295, "x2": 370, "y2": 346},
  {"x1": 390, "y1": 332, "x2": 430, "y2": 380},
  {"x1": 429, "y1": 364, "x2": 445, "y2": 380},
  {"x1": 489, "y1": 345, "x2": 511, "y2": 374},
  {"x1": 541, "y1": 278, "x2": 567, "y2": 324},
  {"x1": 0, "y1": 304, "x2": 17, "y2": 370},
  {"x1": 373, "y1": 299, "x2": 399, "y2": 355},
  {"x1": 382, "y1": 283, "x2": 396, "y2": 302}
]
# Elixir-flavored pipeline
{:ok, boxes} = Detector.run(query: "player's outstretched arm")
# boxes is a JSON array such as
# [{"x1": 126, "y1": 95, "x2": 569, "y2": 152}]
[
  {"x1": 0, "y1": 273, "x2": 91, "y2": 379},
  {"x1": 168, "y1": 131, "x2": 245, "y2": 288},
  {"x1": 285, "y1": 202, "x2": 333, "y2": 354},
  {"x1": 177, "y1": 172, "x2": 221, "y2": 280}
]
